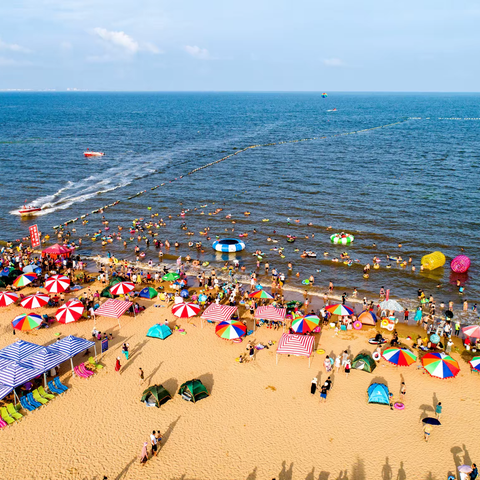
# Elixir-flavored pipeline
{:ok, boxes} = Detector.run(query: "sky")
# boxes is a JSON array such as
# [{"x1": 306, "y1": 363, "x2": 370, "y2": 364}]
[{"x1": 0, "y1": 0, "x2": 479, "y2": 91}]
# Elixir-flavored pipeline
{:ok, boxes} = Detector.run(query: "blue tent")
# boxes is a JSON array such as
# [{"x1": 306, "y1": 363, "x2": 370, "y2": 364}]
[
  {"x1": 147, "y1": 324, "x2": 172, "y2": 340},
  {"x1": 21, "y1": 347, "x2": 69, "y2": 374},
  {"x1": 0, "y1": 359, "x2": 41, "y2": 388},
  {"x1": 368, "y1": 383, "x2": 390, "y2": 405},
  {"x1": 50, "y1": 335, "x2": 95, "y2": 358},
  {"x1": 0, "y1": 340, "x2": 42, "y2": 362}
]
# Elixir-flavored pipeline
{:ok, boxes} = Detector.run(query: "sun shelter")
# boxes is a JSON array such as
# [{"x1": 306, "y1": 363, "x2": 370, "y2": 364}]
[
  {"x1": 49, "y1": 335, "x2": 96, "y2": 376},
  {"x1": 352, "y1": 353, "x2": 376, "y2": 373},
  {"x1": 254, "y1": 305, "x2": 287, "y2": 331},
  {"x1": 201, "y1": 304, "x2": 237, "y2": 327},
  {"x1": 94, "y1": 298, "x2": 133, "y2": 328},
  {"x1": 358, "y1": 310, "x2": 377, "y2": 326},
  {"x1": 368, "y1": 383, "x2": 390, "y2": 405},
  {"x1": 178, "y1": 379, "x2": 209, "y2": 403},
  {"x1": 0, "y1": 382, "x2": 13, "y2": 401},
  {"x1": 0, "y1": 359, "x2": 42, "y2": 393},
  {"x1": 0, "y1": 340, "x2": 42, "y2": 362},
  {"x1": 20, "y1": 347, "x2": 69, "y2": 387},
  {"x1": 141, "y1": 384, "x2": 172, "y2": 407},
  {"x1": 276, "y1": 333, "x2": 314, "y2": 368},
  {"x1": 41, "y1": 244, "x2": 73, "y2": 259},
  {"x1": 146, "y1": 324, "x2": 172, "y2": 340}
]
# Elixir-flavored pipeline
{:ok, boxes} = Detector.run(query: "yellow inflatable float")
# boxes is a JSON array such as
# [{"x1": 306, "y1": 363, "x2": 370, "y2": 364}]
[{"x1": 421, "y1": 251, "x2": 446, "y2": 270}]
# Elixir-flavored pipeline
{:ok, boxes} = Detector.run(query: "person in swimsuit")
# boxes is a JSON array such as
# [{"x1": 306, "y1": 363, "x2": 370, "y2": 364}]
[
  {"x1": 320, "y1": 385, "x2": 327, "y2": 402},
  {"x1": 400, "y1": 382, "x2": 406, "y2": 400}
]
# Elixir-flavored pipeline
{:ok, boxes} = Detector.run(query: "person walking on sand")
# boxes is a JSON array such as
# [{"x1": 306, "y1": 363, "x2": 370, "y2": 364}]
[
  {"x1": 139, "y1": 442, "x2": 149, "y2": 465},
  {"x1": 319, "y1": 384, "x2": 328, "y2": 403},
  {"x1": 435, "y1": 401, "x2": 442, "y2": 419},
  {"x1": 156, "y1": 430, "x2": 163, "y2": 451},
  {"x1": 400, "y1": 382, "x2": 406, "y2": 400},
  {"x1": 423, "y1": 424, "x2": 433, "y2": 442},
  {"x1": 341, "y1": 350, "x2": 349, "y2": 369},
  {"x1": 121, "y1": 343, "x2": 129, "y2": 360},
  {"x1": 138, "y1": 367, "x2": 145, "y2": 385},
  {"x1": 344, "y1": 360, "x2": 351, "y2": 378},
  {"x1": 334, "y1": 355, "x2": 341, "y2": 372},
  {"x1": 115, "y1": 357, "x2": 121, "y2": 373},
  {"x1": 310, "y1": 377, "x2": 317, "y2": 395},
  {"x1": 150, "y1": 430, "x2": 158, "y2": 457},
  {"x1": 470, "y1": 463, "x2": 478, "y2": 480}
]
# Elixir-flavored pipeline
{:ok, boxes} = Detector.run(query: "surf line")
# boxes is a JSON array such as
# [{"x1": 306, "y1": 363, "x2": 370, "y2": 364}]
[{"x1": 52, "y1": 119, "x2": 409, "y2": 230}]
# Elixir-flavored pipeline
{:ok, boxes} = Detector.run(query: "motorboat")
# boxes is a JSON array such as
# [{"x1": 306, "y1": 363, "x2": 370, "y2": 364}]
[
  {"x1": 19, "y1": 202, "x2": 41, "y2": 216},
  {"x1": 84, "y1": 150, "x2": 105, "y2": 157}
]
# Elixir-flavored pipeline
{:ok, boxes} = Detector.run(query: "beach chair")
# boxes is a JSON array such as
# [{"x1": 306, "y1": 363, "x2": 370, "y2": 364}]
[
  {"x1": 38, "y1": 385, "x2": 55, "y2": 400},
  {"x1": 48, "y1": 381, "x2": 64, "y2": 395},
  {"x1": 20, "y1": 396, "x2": 36, "y2": 412},
  {"x1": 0, "y1": 417, "x2": 7, "y2": 428},
  {"x1": 6, "y1": 403, "x2": 23, "y2": 421},
  {"x1": 0, "y1": 407, "x2": 15, "y2": 425},
  {"x1": 88, "y1": 357, "x2": 103, "y2": 369},
  {"x1": 32, "y1": 389, "x2": 49, "y2": 405},
  {"x1": 53, "y1": 377, "x2": 68, "y2": 392},
  {"x1": 78, "y1": 363, "x2": 94, "y2": 377},
  {"x1": 27, "y1": 392, "x2": 43, "y2": 408}
]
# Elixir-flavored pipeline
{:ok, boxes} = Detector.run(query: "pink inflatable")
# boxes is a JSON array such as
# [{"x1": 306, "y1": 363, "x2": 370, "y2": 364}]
[{"x1": 451, "y1": 255, "x2": 471, "y2": 273}]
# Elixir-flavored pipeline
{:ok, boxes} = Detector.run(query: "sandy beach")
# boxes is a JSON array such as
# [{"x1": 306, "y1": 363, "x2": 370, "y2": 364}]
[{"x1": 0, "y1": 279, "x2": 479, "y2": 480}]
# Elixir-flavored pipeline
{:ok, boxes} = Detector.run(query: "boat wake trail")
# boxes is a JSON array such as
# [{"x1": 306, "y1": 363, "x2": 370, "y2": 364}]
[{"x1": 9, "y1": 159, "x2": 163, "y2": 216}]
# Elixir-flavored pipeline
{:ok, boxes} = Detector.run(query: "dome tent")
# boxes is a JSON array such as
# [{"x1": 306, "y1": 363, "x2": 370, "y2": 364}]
[
  {"x1": 178, "y1": 379, "x2": 209, "y2": 403},
  {"x1": 352, "y1": 353, "x2": 376, "y2": 373},
  {"x1": 368, "y1": 383, "x2": 390, "y2": 405},
  {"x1": 141, "y1": 385, "x2": 172, "y2": 408},
  {"x1": 147, "y1": 324, "x2": 172, "y2": 340}
]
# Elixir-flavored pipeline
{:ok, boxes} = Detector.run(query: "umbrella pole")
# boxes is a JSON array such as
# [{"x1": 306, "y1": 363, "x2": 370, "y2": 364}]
[
  {"x1": 94, "y1": 342, "x2": 98, "y2": 362},
  {"x1": 70, "y1": 357, "x2": 75, "y2": 376},
  {"x1": 44, "y1": 373, "x2": 47, "y2": 388},
  {"x1": 13, "y1": 389, "x2": 19, "y2": 406},
  {"x1": 93, "y1": 313, "x2": 96, "y2": 329}
]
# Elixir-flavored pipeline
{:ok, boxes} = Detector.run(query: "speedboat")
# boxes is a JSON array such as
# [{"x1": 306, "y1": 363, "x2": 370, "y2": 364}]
[
  {"x1": 84, "y1": 151, "x2": 105, "y2": 157},
  {"x1": 19, "y1": 202, "x2": 41, "y2": 216}
]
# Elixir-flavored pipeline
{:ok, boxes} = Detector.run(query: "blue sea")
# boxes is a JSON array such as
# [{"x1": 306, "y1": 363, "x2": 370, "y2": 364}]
[{"x1": 1, "y1": 92, "x2": 479, "y2": 305}]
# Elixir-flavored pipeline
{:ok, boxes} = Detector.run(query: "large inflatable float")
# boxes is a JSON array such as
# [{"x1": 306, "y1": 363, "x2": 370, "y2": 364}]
[
  {"x1": 330, "y1": 233, "x2": 354, "y2": 245},
  {"x1": 212, "y1": 238, "x2": 246, "y2": 253}
]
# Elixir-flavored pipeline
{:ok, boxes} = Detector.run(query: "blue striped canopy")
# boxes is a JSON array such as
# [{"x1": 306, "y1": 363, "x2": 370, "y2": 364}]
[
  {"x1": 0, "y1": 360, "x2": 41, "y2": 387},
  {"x1": 49, "y1": 335, "x2": 95, "y2": 358},
  {"x1": 21, "y1": 347, "x2": 69, "y2": 373},
  {"x1": 0, "y1": 382, "x2": 13, "y2": 400},
  {"x1": 0, "y1": 340, "x2": 42, "y2": 362}
]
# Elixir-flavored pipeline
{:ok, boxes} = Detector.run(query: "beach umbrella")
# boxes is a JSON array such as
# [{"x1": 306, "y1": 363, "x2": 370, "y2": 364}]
[
  {"x1": 162, "y1": 272, "x2": 180, "y2": 282},
  {"x1": 429, "y1": 333, "x2": 440, "y2": 344},
  {"x1": 445, "y1": 310, "x2": 454, "y2": 319},
  {"x1": 0, "y1": 267, "x2": 14, "y2": 277},
  {"x1": 469, "y1": 356, "x2": 480, "y2": 371},
  {"x1": 379, "y1": 299, "x2": 404, "y2": 312},
  {"x1": 180, "y1": 289, "x2": 189, "y2": 298},
  {"x1": 12, "y1": 313, "x2": 42, "y2": 331},
  {"x1": 55, "y1": 300, "x2": 84, "y2": 324},
  {"x1": 382, "y1": 348, "x2": 417, "y2": 366},
  {"x1": 13, "y1": 273, "x2": 37, "y2": 288},
  {"x1": 0, "y1": 291, "x2": 19, "y2": 307},
  {"x1": 458, "y1": 465, "x2": 473, "y2": 474},
  {"x1": 421, "y1": 352, "x2": 460, "y2": 379},
  {"x1": 172, "y1": 302, "x2": 200, "y2": 318},
  {"x1": 215, "y1": 320, "x2": 246, "y2": 340},
  {"x1": 249, "y1": 290, "x2": 274, "y2": 299},
  {"x1": 20, "y1": 293, "x2": 49, "y2": 309},
  {"x1": 198, "y1": 294, "x2": 207, "y2": 303},
  {"x1": 139, "y1": 287, "x2": 158, "y2": 299},
  {"x1": 109, "y1": 281, "x2": 135, "y2": 295},
  {"x1": 44, "y1": 274, "x2": 70, "y2": 293},
  {"x1": 325, "y1": 304, "x2": 354, "y2": 316},
  {"x1": 291, "y1": 315, "x2": 320, "y2": 333},
  {"x1": 462, "y1": 325, "x2": 480, "y2": 338},
  {"x1": 23, "y1": 265, "x2": 42, "y2": 274},
  {"x1": 422, "y1": 417, "x2": 441, "y2": 426}
]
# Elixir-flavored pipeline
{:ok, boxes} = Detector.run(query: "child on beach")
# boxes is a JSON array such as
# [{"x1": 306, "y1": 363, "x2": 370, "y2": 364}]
[{"x1": 344, "y1": 360, "x2": 351, "y2": 377}]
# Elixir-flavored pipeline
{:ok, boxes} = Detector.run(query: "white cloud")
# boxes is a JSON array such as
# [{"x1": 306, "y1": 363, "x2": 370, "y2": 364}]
[
  {"x1": 144, "y1": 42, "x2": 162, "y2": 54},
  {"x1": 323, "y1": 58, "x2": 346, "y2": 67},
  {"x1": 0, "y1": 38, "x2": 31, "y2": 54},
  {"x1": 92, "y1": 27, "x2": 139, "y2": 54},
  {"x1": 184, "y1": 45, "x2": 212, "y2": 60}
]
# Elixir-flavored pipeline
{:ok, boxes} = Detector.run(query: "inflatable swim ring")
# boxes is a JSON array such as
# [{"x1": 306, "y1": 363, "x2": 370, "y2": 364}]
[
  {"x1": 381, "y1": 319, "x2": 389, "y2": 328},
  {"x1": 262, "y1": 219, "x2": 269, "y2": 222},
  {"x1": 394, "y1": 402, "x2": 405, "y2": 410},
  {"x1": 373, "y1": 264, "x2": 380, "y2": 270},
  {"x1": 372, "y1": 352, "x2": 381, "y2": 361},
  {"x1": 202, "y1": 262, "x2": 210, "y2": 267},
  {"x1": 212, "y1": 238, "x2": 246, "y2": 253},
  {"x1": 387, "y1": 323, "x2": 395, "y2": 331},
  {"x1": 330, "y1": 233, "x2": 354, "y2": 245},
  {"x1": 302, "y1": 279, "x2": 310, "y2": 285},
  {"x1": 317, "y1": 349, "x2": 325, "y2": 354},
  {"x1": 363, "y1": 274, "x2": 369, "y2": 279},
  {"x1": 353, "y1": 321, "x2": 363, "y2": 330}
]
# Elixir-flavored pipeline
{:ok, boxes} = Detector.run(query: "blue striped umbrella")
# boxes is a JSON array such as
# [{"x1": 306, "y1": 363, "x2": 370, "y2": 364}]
[
  {"x1": 0, "y1": 360, "x2": 41, "y2": 387},
  {"x1": 0, "y1": 382, "x2": 13, "y2": 400},
  {"x1": 0, "y1": 340, "x2": 42, "y2": 362},
  {"x1": 21, "y1": 347, "x2": 69, "y2": 373},
  {"x1": 49, "y1": 335, "x2": 95, "y2": 358}
]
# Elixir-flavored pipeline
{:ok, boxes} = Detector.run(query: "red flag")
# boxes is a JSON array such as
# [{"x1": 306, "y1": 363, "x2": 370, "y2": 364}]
[
  {"x1": 29, "y1": 224, "x2": 40, "y2": 248},
  {"x1": 385, "y1": 289, "x2": 390, "y2": 301}
]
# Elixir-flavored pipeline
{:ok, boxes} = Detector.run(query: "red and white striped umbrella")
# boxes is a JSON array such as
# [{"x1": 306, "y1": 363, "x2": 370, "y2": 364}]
[
  {"x1": 20, "y1": 293, "x2": 50, "y2": 309},
  {"x1": 109, "y1": 282, "x2": 135, "y2": 295},
  {"x1": 463, "y1": 325, "x2": 480, "y2": 338},
  {"x1": 44, "y1": 274, "x2": 71, "y2": 293},
  {"x1": 0, "y1": 291, "x2": 19, "y2": 307},
  {"x1": 55, "y1": 300, "x2": 85, "y2": 324},
  {"x1": 172, "y1": 302, "x2": 201, "y2": 318}
]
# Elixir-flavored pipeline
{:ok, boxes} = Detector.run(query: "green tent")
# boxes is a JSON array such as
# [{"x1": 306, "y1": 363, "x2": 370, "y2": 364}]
[
  {"x1": 352, "y1": 353, "x2": 376, "y2": 373},
  {"x1": 100, "y1": 286, "x2": 114, "y2": 299},
  {"x1": 147, "y1": 324, "x2": 172, "y2": 340},
  {"x1": 178, "y1": 379, "x2": 209, "y2": 403},
  {"x1": 141, "y1": 385, "x2": 172, "y2": 408}
]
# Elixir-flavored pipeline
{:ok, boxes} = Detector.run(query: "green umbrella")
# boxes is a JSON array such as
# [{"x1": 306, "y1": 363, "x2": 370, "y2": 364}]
[{"x1": 162, "y1": 272, "x2": 180, "y2": 282}]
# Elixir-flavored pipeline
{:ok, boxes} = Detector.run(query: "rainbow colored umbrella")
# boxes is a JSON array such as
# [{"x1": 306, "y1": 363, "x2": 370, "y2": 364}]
[
  {"x1": 325, "y1": 304, "x2": 354, "y2": 316},
  {"x1": 12, "y1": 313, "x2": 42, "y2": 331},
  {"x1": 421, "y1": 352, "x2": 460, "y2": 379},
  {"x1": 13, "y1": 273, "x2": 37, "y2": 288},
  {"x1": 215, "y1": 320, "x2": 246, "y2": 340},
  {"x1": 469, "y1": 356, "x2": 480, "y2": 371},
  {"x1": 162, "y1": 272, "x2": 180, "y2": 282},
  {"x1": 249, "y1": 290, "x2": 274, "y2": 299},
  {"x1": 291, "y1": 315, "x2": 320, "y2": 333},
  {"x1": 0, "y1": 291, "x2": 19, "y2": 307},
  {"x1": 382, "y1": 348, "x2": 417, "y2": 366}
]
